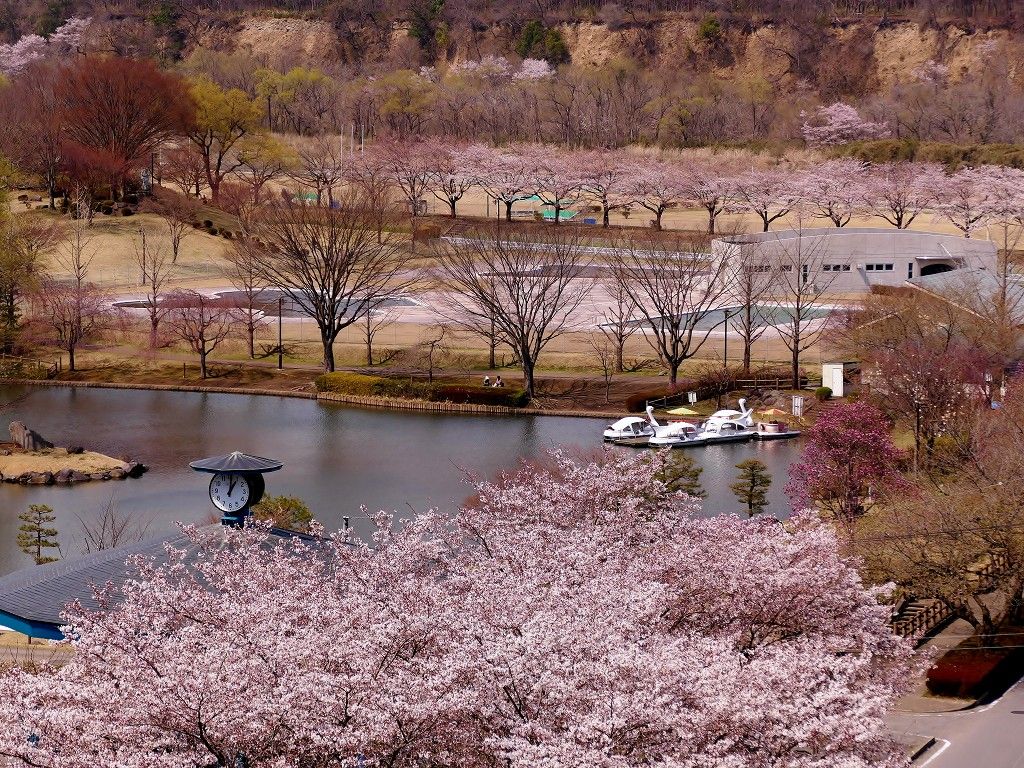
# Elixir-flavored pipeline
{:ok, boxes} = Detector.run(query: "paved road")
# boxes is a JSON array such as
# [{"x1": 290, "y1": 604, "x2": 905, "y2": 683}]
[{"x1": 889, "y1": 679, "x2": 1024, "y2": 766}]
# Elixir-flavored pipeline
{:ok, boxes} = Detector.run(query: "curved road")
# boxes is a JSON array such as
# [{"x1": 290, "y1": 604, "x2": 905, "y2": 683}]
[{"x1": 889, "y1": 679, "x2": 1024, "y2": 766}]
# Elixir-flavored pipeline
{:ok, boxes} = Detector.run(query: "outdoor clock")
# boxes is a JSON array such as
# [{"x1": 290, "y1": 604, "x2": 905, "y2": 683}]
[
  {"x1": 189, "y1": 451, "x2": 284, "y2": 526},
  {"x1": 208, "y1": 471, "x2": 265, "y2": 514}
]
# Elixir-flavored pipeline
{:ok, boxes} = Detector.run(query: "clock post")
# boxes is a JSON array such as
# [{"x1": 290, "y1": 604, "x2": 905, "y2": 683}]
[{"x1": 189, "y1": 451, "x2": 284, "y2": 527}]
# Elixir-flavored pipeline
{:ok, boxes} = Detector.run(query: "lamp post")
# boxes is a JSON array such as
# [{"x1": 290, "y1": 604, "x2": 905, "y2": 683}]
[
  {"x1": 722, "y1": 309, "x2": 731, "y2": 368},
  {"x1": 277, "y1": 295, "x2": 283, "y2": 370}
]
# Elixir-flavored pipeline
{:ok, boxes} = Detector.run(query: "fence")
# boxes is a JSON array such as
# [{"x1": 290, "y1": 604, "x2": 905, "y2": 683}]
[{"x1": 0, "y1": 354, "x2": 58, "y2": 380}]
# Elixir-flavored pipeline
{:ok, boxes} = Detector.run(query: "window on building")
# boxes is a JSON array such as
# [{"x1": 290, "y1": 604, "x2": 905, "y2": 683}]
[
  {"x1": 907, "y1": 262, "x2": 914, "y2": 279},
  {"x1": 822, "y1": 264, "x2": 852, "y2": 272},
  {"x1": 801, "y1": 264, "x2": 809, "y2": 284},
  {"x1": 864, "y1": 263, "x2": 894, "y2": 272}
]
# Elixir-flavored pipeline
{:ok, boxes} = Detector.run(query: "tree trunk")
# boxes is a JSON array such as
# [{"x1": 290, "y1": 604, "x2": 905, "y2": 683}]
[
  {"x1": 200, "y1": 349, "x2": 208, "y2": 379},
  {"x1": 366, "y1": 336, "x2": 373, "y2": 366},
  {"x1": 707, "y1": 207, "x2": 715, "y2": 234},
  {"x1": 654, "y1": 210, "x2": 664, "y2": 231},
  {"x1": 602, "y1": 205, "x2": 610, "y2": 227},
  {"x1": 322, "y1": 333, "x2": 336, "y2": 372},
  {"x1": 742, "y1": 342, "x2": 752, "y2": 376},
  {"x1": 668, "y1": 360, "x2": 679, "y2": 387},
  {"x1": 762, "y1": 216, "x2": 770, "y2": 232},
  {"x1": 68, "y1": 345, "x2": 76, "y2": 372},
  {"x1": 615, "y1": 342, "x2": 624, "y2": 374},
  {"x1": 791, "y1": 345, "x2": 801, "y2": 390},
  {"x1": 247, "y1": 325, "x2": 255, "y2": 359},
  {"x1": 504, "y1": 201, "x2": 513, "y2": 222},
  {"x1": 449, "y1": 200, "x2": 457, "y2": 218}
]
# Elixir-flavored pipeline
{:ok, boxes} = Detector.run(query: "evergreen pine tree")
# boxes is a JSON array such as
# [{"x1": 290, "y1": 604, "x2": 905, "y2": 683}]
[
  {"x1": 659, "y1": 454, "x2": 706, "y2": 499},
  {"x1": 730, "y1": 459, "x2": 772, "y2": 517},
  {"x1": 18, "y1": 504, "x2": 60, "y2": 565}
]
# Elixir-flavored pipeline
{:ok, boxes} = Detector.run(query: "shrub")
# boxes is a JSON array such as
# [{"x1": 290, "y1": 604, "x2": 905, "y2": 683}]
[
  {"x1": 207, "y1": 227, "x2": 218, "y2": 236},
  {"x1": 698, "y1": 15, "x2": 722, "y2": 43},
  {"x1": 101, "y1": 206, "x2": 113, "y2": 215},
  {"x1": 814, "y1": 386, "x2": 833, "y2": 401},
  {"x1": 124, "y1": 194, "x2": 139, "y2": 205},
  {"x1": 432, "y1": 384, "x2": 530, "y2": 408},
  {"x1": 121, "y1": 207, "x2": 134, "y2": 216},
  {"x1": 203, "y1": 219, "x2": 213, "y2": 228}
]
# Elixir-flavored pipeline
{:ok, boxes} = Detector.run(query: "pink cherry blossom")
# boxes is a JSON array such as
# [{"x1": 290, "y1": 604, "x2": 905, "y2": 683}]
[
  {"x1": 0, "y1": 450, "x2": 913, "y2": 767},
  {"x1": 801, "y1": 102, "x2": 892, "y2": 147}
]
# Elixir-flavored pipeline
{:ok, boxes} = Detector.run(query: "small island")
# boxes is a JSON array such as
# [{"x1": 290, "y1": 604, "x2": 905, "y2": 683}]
[{"x1": 0, "y1": 422, "x2": 145, "y2": 485}]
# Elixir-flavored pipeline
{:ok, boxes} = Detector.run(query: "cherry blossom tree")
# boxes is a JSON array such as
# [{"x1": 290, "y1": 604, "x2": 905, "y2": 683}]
[
  {"x1": 424, "y1": 143, "x2": 475, "y2": 218},
  {"x1": 934, "y1": 166, "x2": 992, "y2": 238},
  {"x1": 529, "y1": 145, "x2": 585, "y2": 225},
  {"x1": 627, "y1": 158, "x2": 688, "y2": 230},
  {"x1": 464, "y1": 143, "x2": 532, "y2": 221},
  {"x1": 578, "y1": 149, "x2": 631, "y2": 227},
  {"x1": 796, "y1": 158, "x2": 868, "y2": 227},
  {"x1": 863, "y1": 162, "x2": 942, "y2": 229},
  {"x1": 684, "y1": 161, "x2": 736, "y2": 234},
  {"x1": 787, "y1": 400, "x2": 913, "y2": 528},
  {"x1": 800, "y1": 102, "x2": 892, "y2": 147},
  {"x1": 732, "y1": 167, "x2": 800, "y2": 232},
  {"x1": 0, "y1": 17, "x2": 89, "y2": 76},
  {"x1": 0, "y1": 450, "x2": 913, "y2": 768},
  {"x1": 376, "y1": 138, "x2": 437, "y2": 216}
]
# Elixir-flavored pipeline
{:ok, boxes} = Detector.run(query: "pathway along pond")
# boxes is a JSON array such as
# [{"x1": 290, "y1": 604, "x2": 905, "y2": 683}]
[{"x1": 0, "y1": 385, "x2": 803, "y2": 575}]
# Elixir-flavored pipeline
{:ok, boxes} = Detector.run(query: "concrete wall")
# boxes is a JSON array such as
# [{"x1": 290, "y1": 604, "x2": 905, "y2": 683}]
[{"x1": 712, "y1": 228, "x2": 997, "y2": 295}]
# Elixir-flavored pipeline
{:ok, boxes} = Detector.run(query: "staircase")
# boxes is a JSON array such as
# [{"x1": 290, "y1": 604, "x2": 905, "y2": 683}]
[{"x1": 890, "y1": 597, "x2": 953, "y2": 641}]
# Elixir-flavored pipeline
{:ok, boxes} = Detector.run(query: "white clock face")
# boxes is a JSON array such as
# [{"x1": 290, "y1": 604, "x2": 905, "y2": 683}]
[{"x1": 209, "y1": 473, "x2": 251, "y2": 513}]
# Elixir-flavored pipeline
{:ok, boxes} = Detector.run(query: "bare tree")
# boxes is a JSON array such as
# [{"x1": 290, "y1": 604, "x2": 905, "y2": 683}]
[
  {"x1": 360, "y1": 300, "x2": 398, "y2": 366},
  {"x1": 251, "y1": 193, "x2": 411, "y2": 372},
  {"x1": 434, "y1": 227, "x2": 592, "y2": 399},
  {"x1": 166, "y1": 290, "x2": 238, "y2": 379},
  {"x1": 764, "y1": 228, "x2": 838, "y2": 388},
  {"x1": 415, "y1": 324, "x2": 449, "y2": 383},
  {"x1": 596, "y1": 278, "x2": 639, "y2": 374},
  {"x1": 77, "y1": 492, "x2": 153, "y2": 554},
  {"x1": 35, "y1": 219, "x2": 114, "y2": 371},
  {"x1": 224, "y1": 239, "x2": 269, "y2": 359},
  {"x1": 132, "y1": 228, "x2": 173, "y2": 348},
  {"x1": 610, "y1": 233, "x2": 733, "y2": 387},
  {"x1": 142, "y1": 189, "x2": 198, "y2": 264},
  {"x1": 729, "y1": 242, "x2": 776, "y2": 375},
  {"x1": 589, "y1": 332, "x2": 617, "y2": 403},
  {"x1": 288, "y1": 135, "x2": 346, "y2": 207}
]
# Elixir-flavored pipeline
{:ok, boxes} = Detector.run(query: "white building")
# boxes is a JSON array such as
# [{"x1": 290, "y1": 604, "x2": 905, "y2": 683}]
[{"x1": 712, "y1": 228, "x2": 997, "y2": 295}]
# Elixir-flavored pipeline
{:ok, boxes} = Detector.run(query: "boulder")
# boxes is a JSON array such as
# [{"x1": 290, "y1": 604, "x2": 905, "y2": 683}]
[
  {"x1": 9, "y1": 422, "x2": 53, "y2": 451},
  {"x1": 70, "y1": 470, "x2": 90, "y2": 483},
  {"x1": 26, "y1": 471, "x2": 52, "y2": 485},
  {"x1": 108, "y1": 467, "x2": 126, "y2": 480},
  {"x1": 88, "y1": 472, "x2": 108, "y2": 481},
  {"x1": 66, "y1": 446, "x2": 84, "y2": 455},
  {"x1": 54, "y1": 468, "x2": 74, "y2": 484},
  {"x1": 124, "y1": 461, "x2": 147, "y2": 478}
]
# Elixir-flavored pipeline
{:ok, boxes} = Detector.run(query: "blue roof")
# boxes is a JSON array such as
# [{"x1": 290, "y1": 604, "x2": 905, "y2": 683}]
[{"x1": 0, "y1": 524, "x2": 324, "y2": 636}]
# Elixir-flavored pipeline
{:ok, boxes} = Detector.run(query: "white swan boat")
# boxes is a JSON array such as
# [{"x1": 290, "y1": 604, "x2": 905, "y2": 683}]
[{"x1": 603, "y1": 416, "x2": 656, "y2": 445}]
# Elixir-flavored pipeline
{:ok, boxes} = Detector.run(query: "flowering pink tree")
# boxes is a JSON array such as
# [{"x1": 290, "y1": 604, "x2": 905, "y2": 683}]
[
  {"x1": 801, "y1": 102, "x2": 891, "y2": 147},
  {"x1": 375, "y1": 138, "x2": 438, "y2": 216},
  {"x1": 795, "y1": 159, "x2": 868, "y2": 227},
  {"x1": 577, "y1": 149, "x2": 631, "y2": 226},
  {"x1": 732, "y1": 167, "x2": 800, "y2": 232},
  {"x1": 787, "y1": 400, "x2": 913, "y2": 527},
  {"x1": 528, "y1": 145, "x2": 585, "y2": 225},
  {"x1": 863, "y1": 162, "x2": 942, "y2": 229},
  {"x1": 423, "y1": 142, "x2": 476, "y2": 218},
  {"x1": 464, "y1": 143, "x2": 532, "y2": 221},
  {"x1": 0, "y1": 17, "x2": 89, "y2": 76},
  {"x1": 627, "y1": 159, "x2": 688, "y2": 230},
  {"x1": 683, "y1": 161, "x2": 736, "y2": 234},
  {"x1": 0, "y1": 450, "x2": 912, "y2": 767},
  {"x1": 933, "y1": 166, "x2": 992, "y2": 238}
]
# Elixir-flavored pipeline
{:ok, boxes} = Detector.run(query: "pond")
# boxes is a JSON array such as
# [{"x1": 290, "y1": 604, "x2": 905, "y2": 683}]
[{"x1": 0, "y1": 385, "x2": 803, "y2": 575}]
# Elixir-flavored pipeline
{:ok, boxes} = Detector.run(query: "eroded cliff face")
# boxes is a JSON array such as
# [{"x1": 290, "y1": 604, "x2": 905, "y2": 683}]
[{"x1": 197, "y1": 12, "x2": 1024, "y2": 93}]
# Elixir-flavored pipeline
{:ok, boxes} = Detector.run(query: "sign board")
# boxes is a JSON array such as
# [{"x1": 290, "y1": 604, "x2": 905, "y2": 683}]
[
  {"x1": 791, "y1": 395, "x2": 805, "y2": 417},
  {"x1": 687, "y1": 391, "x2": 697, "y2": 404}
]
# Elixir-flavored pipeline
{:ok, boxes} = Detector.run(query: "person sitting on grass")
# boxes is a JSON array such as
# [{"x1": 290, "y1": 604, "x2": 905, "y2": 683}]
[
  {"x1": 494, "y1": 376, "x2": 504, "y2": 388},
  {"x1": 483, "y1": 375, "x2": 491, "y2": 387}
]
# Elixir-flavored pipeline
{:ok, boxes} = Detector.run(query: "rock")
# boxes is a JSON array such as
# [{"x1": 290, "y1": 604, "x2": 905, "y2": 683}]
[
  {"x1": 66, "y1": 446, "x2": 84, "y2": 455},
  {"x1": 54, "y1": 468, "x2": 74, "y2": 484},
  {"x1": 9, "y1": 422, "x2": 53, "y2": 451},
  {"x1": 88, "y1": 472, "x2": 108, "y2": 481},
  {"x1": 108, "y1": 467, "x2": 126, "y2": 480},
  {"x1": 26, "y1": 471, "x2": 52, "y2": 485},
  {"x1": 124, "y1": 461, "x2": 147, "y2": 478},
  {"x1": 70, "y1": 471, "x2": 90, "y2": 483},
  {"x1": 0, "y1": 450, "x2": 10, "y2": 456}
]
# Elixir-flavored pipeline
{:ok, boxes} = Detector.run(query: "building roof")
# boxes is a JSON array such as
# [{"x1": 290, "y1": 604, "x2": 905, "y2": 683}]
[
  {"x1": 906, "y1": 268, "x2": 1024, "y2": 325},
  {"x1": 719, "y1": 228, "x2": 997, "y2": 251},
  {"x1": 0, "y1": 525, "x2": 324, "y2": 638}
]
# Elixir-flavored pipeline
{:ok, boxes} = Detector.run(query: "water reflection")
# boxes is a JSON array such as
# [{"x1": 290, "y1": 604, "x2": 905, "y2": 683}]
[{"x1": 0, "y1": 385, "x2": 802, "y2": 574}]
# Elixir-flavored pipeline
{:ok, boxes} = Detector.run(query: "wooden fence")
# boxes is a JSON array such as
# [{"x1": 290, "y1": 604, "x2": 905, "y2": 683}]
[{"x1": 0, "y1": 354, "x2": 58, "y2": 379}]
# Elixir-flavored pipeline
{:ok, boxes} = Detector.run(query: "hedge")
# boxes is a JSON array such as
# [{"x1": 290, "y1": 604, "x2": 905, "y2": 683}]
[
  {"x1": 315, "y1": 372, "x2": 529, "y2": 408},
  {"x1": 927, "y1": 626, "x2": 1024, "y2": 698}
]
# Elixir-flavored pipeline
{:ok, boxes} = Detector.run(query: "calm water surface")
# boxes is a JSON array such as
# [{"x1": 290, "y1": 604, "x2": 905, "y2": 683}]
[{"x1": 0, "y1": 385, "x2": 802, "y2": 574}]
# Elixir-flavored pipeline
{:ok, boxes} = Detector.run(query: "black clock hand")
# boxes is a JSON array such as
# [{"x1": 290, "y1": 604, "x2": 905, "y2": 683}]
[{"x1": 228, "y1": 476, "x2": 237, "y2": 494}]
